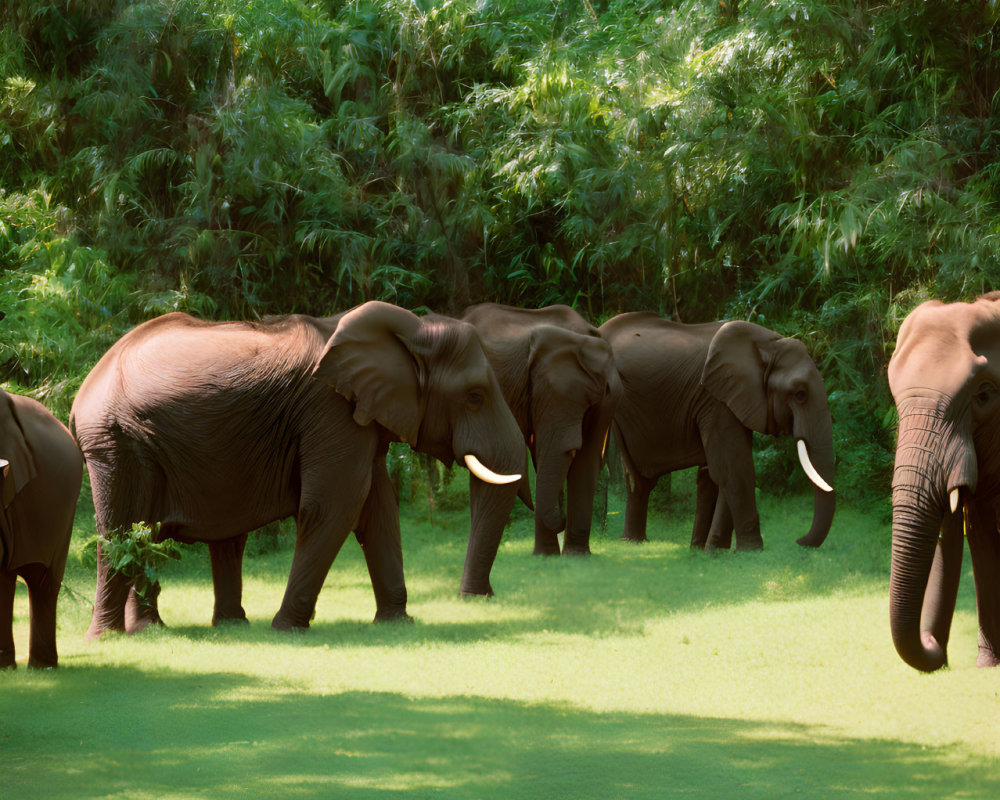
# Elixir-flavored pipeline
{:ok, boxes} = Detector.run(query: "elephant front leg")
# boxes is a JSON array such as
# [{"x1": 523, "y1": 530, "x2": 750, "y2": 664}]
[
  {"x1": 965, "y1": 502, "x2": 1000, "y2": 668},
  {"x1": 124, "y1": 582, "x2": 164, "y2": 635},
  {"x1": 0, "y1": 571, "x2": 16, "y2": 668},
  {"x1": 355, "y1": 454, "x2": 410, "y2": 623},
  {"x1": 704, "y1": 495, "x2": 735, "y2": 551},
  {"x1": 701, "y1": 411, "x2": 761, "y2": 551},
  {"x1": 209, "y1": 534, "x2": 249, "y2": 625}
]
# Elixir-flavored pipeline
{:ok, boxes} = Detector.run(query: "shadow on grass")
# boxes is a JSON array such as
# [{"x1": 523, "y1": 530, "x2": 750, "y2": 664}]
[{"x1": 1, "y1": 664, "x2": 994, "y2": 800}]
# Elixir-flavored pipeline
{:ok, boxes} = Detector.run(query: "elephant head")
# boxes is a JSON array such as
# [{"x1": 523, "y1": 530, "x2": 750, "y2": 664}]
[
  {"x1": 315, "y1": 301, "x2": 525, "y2": 594},
  {"x1": 888, "y1": 295, "x2": 1000, "y2": 671},
  {"x1": 701, "y1": 320, "x2": 836, "y2": 547}
]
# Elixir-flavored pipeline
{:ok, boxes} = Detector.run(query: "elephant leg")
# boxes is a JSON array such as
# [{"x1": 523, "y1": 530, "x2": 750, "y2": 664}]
[
  {"x1": 209, "y1": 534, "x2": 249, "y2": 625},
  {"x1": 704, "y1": 495, "x2": 735, "y2": 551},
  {"x1": 355, "y1": 452, "x2": 410, "y2": 623},
  {"x1": 0, "y1": 571, "x2": 16, "y2": 668},
  {"x1": 563, "y1": 450, "x2": 601, "y2": 556},
  {"x1": 691, "y1": 467, "x2": 719, "y2": 549},
  {"x1": 85, "y1": 538, "x2": 132, "y2": 639},
  {"x1": 20, "y1": 563, "x2": 59, "y2": 668},
  {"x1": 920, "y1": 509, "x2": 965, "y2": 659},
  {"x1": 622, "y1": 470, "x2": 655, "y2": 542},
  {"x1": 965, "y1": 502, "x2": 1000, "y2": 668},
  {"x1": 701, "y1": 411, "x2": 761, "y2": 551}
]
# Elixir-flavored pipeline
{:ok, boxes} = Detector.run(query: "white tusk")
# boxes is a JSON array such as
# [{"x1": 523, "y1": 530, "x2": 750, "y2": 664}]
[
  {"x1": 0, "y1": 458, "x2": 8, "y2": 468},
  {"x1": 796, "y1": 440, "x2": 833, "y2": 493},
  {"x1": 464, "y1": 454, "x2": 521, "y2": 485},
  {"x1": 950, "y1": 488, "x2": 960, "y2": 514}
]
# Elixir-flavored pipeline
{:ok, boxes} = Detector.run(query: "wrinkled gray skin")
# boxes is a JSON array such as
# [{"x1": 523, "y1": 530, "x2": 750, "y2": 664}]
[
  {"x1": 462, "y1": 303, "x2": 622, "y2": 555},
  {"x1": 888, "y1": 293, "x2": 1000, "y2": 671},
  {"x1": 70, "y1": 301, "x2": 525, "y2": 637},
  {"x1": 599, "y1": 313, "x2": 836, "y2": 551},
  {"x1": 1, "y1": 390, "x2": 82, "y2": 668}
]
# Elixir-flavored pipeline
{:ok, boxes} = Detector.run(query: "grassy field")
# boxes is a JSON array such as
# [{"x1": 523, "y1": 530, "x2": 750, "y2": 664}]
[{"x1": 2, "y1": 471, "x2": 997, "y2": 799}]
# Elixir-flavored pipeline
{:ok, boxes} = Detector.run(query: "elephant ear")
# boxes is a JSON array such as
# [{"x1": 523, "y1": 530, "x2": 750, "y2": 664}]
[
  {"x1": 0, "y1": 392, "x2": 37, "y2": 508},
  {"x1": 701, "y1": 321, "x2": 782, "y2": 434},
  {"x1": 312, "y1": 301, "x2": 426, "y2": 445}
]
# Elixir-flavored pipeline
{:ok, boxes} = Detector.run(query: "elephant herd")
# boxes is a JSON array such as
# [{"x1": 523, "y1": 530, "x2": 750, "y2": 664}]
[{"x1": 2, "y1": 295, "x2": 999, "y2": 673}]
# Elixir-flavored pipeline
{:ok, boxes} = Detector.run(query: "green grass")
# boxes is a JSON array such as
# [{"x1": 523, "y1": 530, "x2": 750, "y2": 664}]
[{"x1": 2, "y1": 471, "x2": 998, "y2": 799}]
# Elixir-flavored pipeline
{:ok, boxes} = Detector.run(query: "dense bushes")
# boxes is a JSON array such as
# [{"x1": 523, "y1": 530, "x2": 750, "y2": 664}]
[{"x1": 3, "y1": 0, "x2": 1000, "y2": 499}]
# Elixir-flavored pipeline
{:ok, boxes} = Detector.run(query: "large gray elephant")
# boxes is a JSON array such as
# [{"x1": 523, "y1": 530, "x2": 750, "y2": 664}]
[
  {"x1": 599, "y1": 313, "x2": 836, "y2": 551},
  {"x1": 1, "y1": 389, "x2": 83, "y2": 668},
  {"x1": 70, "y1": 301, "x2": 525, "y2": 637},
  {"x1": 888, "y1": 293, "x2": 1000, "y2": 671},
  {"x1": 462, "y1": 303, "x2": 621, "y2": 555}
]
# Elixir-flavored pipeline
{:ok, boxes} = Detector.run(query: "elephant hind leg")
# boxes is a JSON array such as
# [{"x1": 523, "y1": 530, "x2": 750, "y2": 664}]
[
  {"x1": 0, "y1": 571, "x2": 16, "y2": 668},
  {"x1": 622, "y1": 471, "x2": 655, "y2": 542},
  {"x1": 210, "y1": 534, "x2": 249, "y2": 625},
  {"x1": 691, "y1": 467, "x2": 718, "y2": 549},
  {"x1": 965, "y1": 502, "x2": 1000, "y2": 668},
  {"x1": 85, "y1": 538, "x2": 131, "y2": 639},
  {"x1": 125, "y1": 583, "x2": 164, "y2": 635}
]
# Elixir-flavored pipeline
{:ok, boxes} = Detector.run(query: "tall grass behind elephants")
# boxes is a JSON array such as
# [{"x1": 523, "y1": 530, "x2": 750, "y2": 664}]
[{"x1": 2, "y1": 470, "x2": 997, "y2": 799}]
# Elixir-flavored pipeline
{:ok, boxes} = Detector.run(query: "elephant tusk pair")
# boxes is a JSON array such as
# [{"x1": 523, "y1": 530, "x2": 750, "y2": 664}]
[
  {"x1": 464, "y1": 454, "x2": 521, "y2": 485},
  {"x1": 796, "y1": 440, "x2": 833, "y2": 493}
]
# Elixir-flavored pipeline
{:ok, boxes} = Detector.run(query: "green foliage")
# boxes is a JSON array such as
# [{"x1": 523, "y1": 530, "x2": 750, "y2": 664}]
[
  {"x1": 5, "y1": 0, "x2": 1000, "y2": 498},
  {"x1": 81, "y1": 522, "x2": 183, "y2": 603}
]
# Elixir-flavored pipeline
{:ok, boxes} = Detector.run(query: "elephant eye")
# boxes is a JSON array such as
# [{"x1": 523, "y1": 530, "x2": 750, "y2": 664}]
[
  {"x1": 974, "y1": 382, "x2": 995, "y2": 406},
  {"x1": 466, "y1": 389, "x2": 486, "y2": 410},
  {"x1": 793, "y1": 388, "x2": 807, "y2": 404}
]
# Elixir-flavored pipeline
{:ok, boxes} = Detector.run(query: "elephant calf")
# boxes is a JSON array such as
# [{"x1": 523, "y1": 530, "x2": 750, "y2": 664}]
[{"x1": 1, "y1": 389, "x2": 83, "y2": 669}]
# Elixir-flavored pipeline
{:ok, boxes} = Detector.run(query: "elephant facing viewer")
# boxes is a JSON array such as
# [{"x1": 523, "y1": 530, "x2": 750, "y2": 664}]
[
  {"x1": 599, "y1": 313, "x2": 835, "y2": 551},
  {"x1": 888, "y1": 293, "x2": 1000, "y2": 671},
  {"x1": 70, "y1": 301, "x2": 524, "y2": 637},
  {"x1": 1, "y1": 389, "x2": 83, "y2": 668},
  {"x1": 462, "y1": 303, "x2": 622, "y2": 555}
]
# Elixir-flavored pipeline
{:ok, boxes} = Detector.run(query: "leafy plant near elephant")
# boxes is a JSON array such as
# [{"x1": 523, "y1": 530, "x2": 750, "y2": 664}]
[
  {"x1": 1, "y1": 388, "x2": 83, "y2": 669},
  {"x1": 70, "y1": 301, "x2": 524, "y2": 637},
  {"x1": 599, "y1": 314, "x2": 835, "y2": 551},
  {"x1": 888, "y1": 293, "x2": 1000, "y2": 671},
  {"x1": 462, "y1": 303, "x2": 621, "y2": 556}
]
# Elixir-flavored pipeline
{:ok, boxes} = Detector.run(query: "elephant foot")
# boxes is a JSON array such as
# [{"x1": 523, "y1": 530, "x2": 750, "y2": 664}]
[
  {"x1": 0, "y1": 651, "x2": 16, "y2": 670},
  {"x1": 84, "y1": 619, "x2": 126, "y2": 641},
  {"x1": 271, "y1": 612, "x2": 309, "y2": 633},
  {"x1": 373, "y1": 609, "x2": 414, "y2": 624},
  {"x1": 460, "y1": 585, "x2": 495, "y2": 599},
  {"x1": 977, "y1": 647, "x2": 1000, "y2": 668},
  {"x1": 533, "y1": 542, "x2": 561, "y2": 556},
  {"x1": 735, "y1": 536, "x2": 764, "y2": 552},
  {"x1": 562, "y1": 543, "x2": 591, "y2": 556},
  {"x1": 213, "y1": 615, "x2": 250, "y2": 627},
  {"x1": 620, "y1": 533, "x2": 648, "y2": 543},
  {"x1": 27, "y1": 658, "x2": 57, "y2": 670}
]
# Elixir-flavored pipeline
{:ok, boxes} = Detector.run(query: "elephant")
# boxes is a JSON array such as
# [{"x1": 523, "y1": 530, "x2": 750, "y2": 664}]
[
  {"x1": 69, "y1": 301, "x2": 525, "y2": 637},
  {"x1": 598, "y1": 313, "x2": 836, "y2": 551},
  {"x1": 1, "y1": 389, "x2": 83, "y2": 668},
  {"x1": 887, "y1": 293, "x2": 1000, "y2": 671},
  {"x1": 461, "y1": 303, "x2": 622, "y2": 555}
]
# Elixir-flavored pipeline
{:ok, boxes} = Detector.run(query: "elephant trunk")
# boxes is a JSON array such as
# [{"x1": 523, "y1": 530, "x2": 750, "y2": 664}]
[
  {"x1": 460, "y1": 475, "x2": 519, "y2": 596},
  {"x1": 889, "y1": 397, "x2": 974, "y2": 672},
  {"x1": 532, "y1": 445, "x2": 573, "y2": 556},
  {"x1": 793, "y1": 409, "x2": 836, "y2": 547}
]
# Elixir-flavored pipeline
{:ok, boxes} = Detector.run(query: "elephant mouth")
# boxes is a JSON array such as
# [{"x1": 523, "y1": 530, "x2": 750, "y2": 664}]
[{"x1": 463, "y1": 453, "x2": 521, "y2": 485}]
